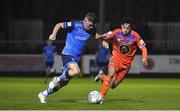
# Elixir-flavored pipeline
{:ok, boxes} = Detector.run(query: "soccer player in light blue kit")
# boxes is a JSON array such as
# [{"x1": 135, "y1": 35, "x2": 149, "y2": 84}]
[
  {"x1": 94, "y1": 40, "x2": 110, "y2": 81},
  {"x1": 43, "y1": 39, "x2": 57, "y2": 83},
  {"x1": 38, "y1": 12, "x2": 97, "y2": 103}
]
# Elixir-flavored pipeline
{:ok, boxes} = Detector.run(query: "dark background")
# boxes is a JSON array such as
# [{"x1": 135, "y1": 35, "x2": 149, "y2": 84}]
[{"x1": 1, "y1": 0, "x2": 180, "y2": 54}]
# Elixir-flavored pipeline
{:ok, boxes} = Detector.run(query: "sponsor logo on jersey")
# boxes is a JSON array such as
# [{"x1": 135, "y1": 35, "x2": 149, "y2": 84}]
[{"x1": 67, "y1": 22, "x2": 72, "y2": 27}]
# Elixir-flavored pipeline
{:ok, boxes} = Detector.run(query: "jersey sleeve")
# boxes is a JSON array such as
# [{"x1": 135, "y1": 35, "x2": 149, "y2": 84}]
[
  {"x1": 136, "y1": 34, "x2": 146, "y2": 49},
  {"x1": 63, "y1": 21, "x2": 75, "y2": 29},
  {"x1": 104, "y1": 28, "x2": 121, "y2": 39},
  {"x1": 134, "y1": 32, "x2": 148, "y2": 61}
]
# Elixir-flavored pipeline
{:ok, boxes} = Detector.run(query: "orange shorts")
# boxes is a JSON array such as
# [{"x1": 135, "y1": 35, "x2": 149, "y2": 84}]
[{"x1": 108, "y1": 56, "x2": 131, "y2": 82}]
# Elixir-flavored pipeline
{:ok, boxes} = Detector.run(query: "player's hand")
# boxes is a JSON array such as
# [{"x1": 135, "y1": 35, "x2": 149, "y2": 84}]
[
  {"x1": 143, "y1": 58, "x2": 154, "y2": 70},
  {"x1": 102, "y1": 40, "x2": 109, "y2": 49},
  {"x1": 49, "y1": 34, "x2": 56, "y2": 40},
  {"x1": 142, "y1": 59, "x2": 148, "y2": 66}
]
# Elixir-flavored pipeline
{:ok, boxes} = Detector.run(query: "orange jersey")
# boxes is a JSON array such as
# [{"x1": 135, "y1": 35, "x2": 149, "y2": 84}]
[{"x1": 106, "y1": 28, "x2": 146, "y2": 66}]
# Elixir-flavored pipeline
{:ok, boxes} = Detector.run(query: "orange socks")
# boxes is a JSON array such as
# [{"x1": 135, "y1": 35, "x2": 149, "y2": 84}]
[{"x1": 100, "y1": 75, "x2": 112, "y2": 97}]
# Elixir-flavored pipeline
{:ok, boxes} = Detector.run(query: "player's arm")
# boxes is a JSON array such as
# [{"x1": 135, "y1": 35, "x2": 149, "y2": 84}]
[
  {"x1": 96, "y1": 28, "x2": 121, "y2": 40},
  {"x1": 49, "y1": 23, "x2": 64, "y2": 40},
  {"x1": 136, "y1": 35, "x2": 148, "y2": 66},
  {"x1": 95, "y1": 29, "x2": 118, "y2": 49},
  {"x1": 141, "y1": 47, "x2": 148, "y2": 66},
  {"x1": 95, "y1": 33, "x2": 105, "y2": 39},
  {"x1": 49, "y1": 21, "x2": 75, "y2": 40},
  {"x1": 95, "y1": 31, "x2": 113, "y2": 40}
]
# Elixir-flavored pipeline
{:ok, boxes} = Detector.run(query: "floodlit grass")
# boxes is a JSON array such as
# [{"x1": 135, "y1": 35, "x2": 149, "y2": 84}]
[{"x1": 0, "y1": 77, "x2": 180, "y2": 110}]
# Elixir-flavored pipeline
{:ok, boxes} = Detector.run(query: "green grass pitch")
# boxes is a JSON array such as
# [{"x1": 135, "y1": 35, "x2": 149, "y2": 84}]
[{"x1": 0, "y1": 77, "x2": 180, "y2": 110}]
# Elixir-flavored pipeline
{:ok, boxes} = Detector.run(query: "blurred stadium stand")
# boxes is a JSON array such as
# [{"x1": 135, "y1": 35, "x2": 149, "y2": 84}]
[
  {"x1": 1, "y1": 0, "x2": 180, "y2": 54},
  {"x1": 1, "y1": 0, "x2": 180, "y2": 76},
  {"x1": 1, "y1": 21, "x2": 180, "y2": 55}
]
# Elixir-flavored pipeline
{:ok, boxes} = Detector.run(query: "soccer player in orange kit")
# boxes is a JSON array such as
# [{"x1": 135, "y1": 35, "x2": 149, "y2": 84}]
[{"x1": 95, "y1": 17, "x2": 149, "y2": 103}]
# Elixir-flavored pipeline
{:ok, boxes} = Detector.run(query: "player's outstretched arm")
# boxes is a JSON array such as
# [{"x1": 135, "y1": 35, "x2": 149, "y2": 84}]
[
  {"x1": 95, "y1": 31, "x2": 113, "y2": 40},
  {"x1": 95, "y1": 33, "x2": 110, "y2": 39},
  {"x1": 95, "y1": 33, "x2": 110, "y2": 49},
  {"x1": 141, "y1": 47, "x2": 148, "y2": 66},
  {"x1": 95, "y1": 33, "x2": 104, "y2": 39},
  {"x1": 49, "y1": 23, "x2": 64, "y2": 40}
]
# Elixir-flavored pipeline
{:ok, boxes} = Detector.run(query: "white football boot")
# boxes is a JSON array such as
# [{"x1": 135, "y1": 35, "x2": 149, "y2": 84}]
[
  {"x1": 94, "y1": 70, "x2": 104, "y2": 82},
  {"x1": 49, "y1": 76, "x2": 59, "y2": 89},
  {"x1": 38, "y1": 92, "x2": 47, "y2": 103}
]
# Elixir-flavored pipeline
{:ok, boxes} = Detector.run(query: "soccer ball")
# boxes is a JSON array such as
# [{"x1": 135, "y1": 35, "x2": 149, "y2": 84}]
[{"x1": 88, "y1": 90, "x2": 101, "y2": 104}]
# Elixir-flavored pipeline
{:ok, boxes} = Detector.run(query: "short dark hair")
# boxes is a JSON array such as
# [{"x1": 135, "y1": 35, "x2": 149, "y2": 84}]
[
  {"x1": 121, "y1": 17, "x2": 135, "y2": 29},
  {"x1": 85, "y1": 12, "x2": 97, "y2": 24}
]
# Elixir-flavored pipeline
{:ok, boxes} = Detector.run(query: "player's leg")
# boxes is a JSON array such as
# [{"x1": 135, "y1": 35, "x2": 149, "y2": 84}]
[
  {"x1": 94, "y1": 60, "x2": 109, "y2": 82},
  {"x1": 99, "y1": 56, "x2": 126, "y2": 103},
  {"x1": 44, "y1": 61, "x2": 53, "y2": 83},
  {"x1": 110, "y1": 66, "x2": 130, "y2": 89},
  {"x1": 49, "y1": 55, "x2": 80, "y2": 89},
  {"x1": 61, "y1": 63, "x2": 80, "y2": 79},
  {"x1": 47, "y1": 63, "x2": 79, "y2": 95},
  {"x1": 99, "y1": 65, "x2": 116, "y2": 98},
  {"x1": 44, "y1": 68, "x2": 50, "y2": 83},
  {"x1": 55, "y1": 62, "x2": 80, "y2": 82},
  {"x1": 98, "y1": 67, "x2": 129, "y2": 104},
  {"x1": 38, "y1": 84, "x2": 59, "y2": 103},
  {"x1": 38, "y1": 78, "x2": 71, "y2": 103},
  {"x1": 38, "y1": 55, "x2": 79, "y2": 103},
  {"x1": 94, "y1": 66, "x2": 108, "y2": 82},
  {"x1": 44, "y1": 62, "x2": 79, "y2": 100}
]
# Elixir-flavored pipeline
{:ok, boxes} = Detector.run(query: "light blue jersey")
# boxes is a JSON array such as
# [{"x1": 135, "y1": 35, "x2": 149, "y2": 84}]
[
  {"x1": 62, "y1": 21, "x2": 96, "y2": 62},
  {"x1": 97, "y1": 44, "x2": 109, "y2": 62},
  {"x1": 43, "y1": 45, "x2": 56, "y2": 62}
]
